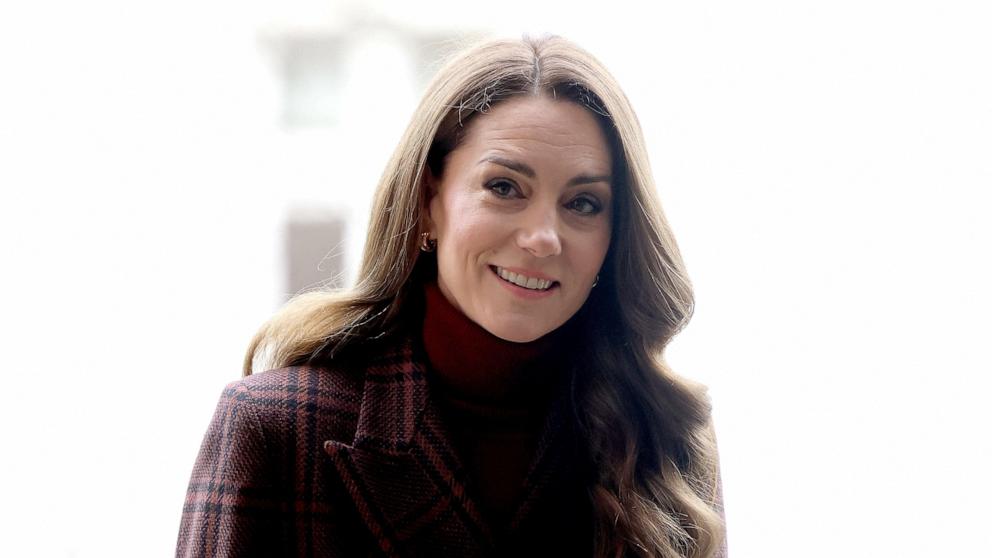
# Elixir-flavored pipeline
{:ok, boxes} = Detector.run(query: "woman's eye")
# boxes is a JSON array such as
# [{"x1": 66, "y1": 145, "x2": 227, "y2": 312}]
[
  {"x1": 485, "y1": 179, "x2": 519, "y2": 198},
  {"x1": 567, "y1": 196, "x2": 602, "y2": 215}
]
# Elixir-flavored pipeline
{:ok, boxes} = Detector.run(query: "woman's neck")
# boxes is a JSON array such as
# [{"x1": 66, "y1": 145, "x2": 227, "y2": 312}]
[{"x1": 420, "y1": 281, "x2": 569, "y2": 406}]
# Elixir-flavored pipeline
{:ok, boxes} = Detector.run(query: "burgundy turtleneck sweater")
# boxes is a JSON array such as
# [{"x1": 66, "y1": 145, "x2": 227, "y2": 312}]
[{"x1": 420, "y1": 281, "x2": 570, "y2": 531}]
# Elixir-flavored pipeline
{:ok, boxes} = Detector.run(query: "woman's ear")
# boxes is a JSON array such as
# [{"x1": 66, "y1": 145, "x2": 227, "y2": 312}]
[
  {"x1": 425, "y1": 164, "x2": 441, "y2": 197},
  {"x1": 421, "y1": 166, "x2": 439, "y2": 237}
]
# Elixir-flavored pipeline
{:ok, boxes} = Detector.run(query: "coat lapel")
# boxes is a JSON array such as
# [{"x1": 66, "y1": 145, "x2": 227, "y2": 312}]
[
  {"x1": 322, "y1": 334, "x2": 493, "y2": 557},
  {"x1": 323, "y1": 332, "x2": 585, "y2": 557}
]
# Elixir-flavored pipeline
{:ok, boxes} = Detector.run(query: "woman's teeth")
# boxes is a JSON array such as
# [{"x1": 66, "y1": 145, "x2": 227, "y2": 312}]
[{"x1": 495, "y1": 267, "x2": 553, "y2": 290}]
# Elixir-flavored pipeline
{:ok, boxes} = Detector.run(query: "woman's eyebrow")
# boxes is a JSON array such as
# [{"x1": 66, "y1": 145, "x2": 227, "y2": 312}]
[
  {"x1": 480, "y1": 155, "x2": 611, "y2": 187},
  {"x1": 566, "y1": 174, "x2": 612, "y2": 188},
  {"x1": 480, "y1": 155, "x2": 536, "y2": 178}
]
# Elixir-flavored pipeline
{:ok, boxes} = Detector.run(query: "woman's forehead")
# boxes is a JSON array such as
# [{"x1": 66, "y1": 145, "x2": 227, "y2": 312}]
[{"x1": 455, "y1": 96, "x2": 613, "y2": 171}]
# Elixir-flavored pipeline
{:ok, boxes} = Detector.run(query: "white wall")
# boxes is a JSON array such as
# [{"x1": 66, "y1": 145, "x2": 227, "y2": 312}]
[{"x1": 0, "y1": 1, "x2": 989, "y2": 556}]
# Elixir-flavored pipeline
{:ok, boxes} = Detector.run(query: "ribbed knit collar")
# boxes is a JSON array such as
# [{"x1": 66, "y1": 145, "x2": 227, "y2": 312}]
[{"x1": 420, "y1": 281, "x2": 570, "y2": 407}]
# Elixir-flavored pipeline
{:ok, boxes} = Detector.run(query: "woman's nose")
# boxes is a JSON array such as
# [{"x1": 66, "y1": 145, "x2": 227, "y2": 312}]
[{"x1": 516, "y1": 207, "x2": 562, "y2": 258}]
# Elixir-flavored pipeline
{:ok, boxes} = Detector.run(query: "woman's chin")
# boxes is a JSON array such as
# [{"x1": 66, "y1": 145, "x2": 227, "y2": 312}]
[
  {"x1": 481, "y1": 318, "x2": 560, "y2": 344},
  {"x1": 494, "y1": 331, "x2": 544, "y2": 343}
]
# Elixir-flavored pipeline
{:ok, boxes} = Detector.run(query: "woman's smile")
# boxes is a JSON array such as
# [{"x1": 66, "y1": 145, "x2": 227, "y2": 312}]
[
  {"x1": 492, "y1": 266, "x2": 558, "y2": 291},
  {"x1": 490, "y1": 265, "x2": 560, "y2": 300}
]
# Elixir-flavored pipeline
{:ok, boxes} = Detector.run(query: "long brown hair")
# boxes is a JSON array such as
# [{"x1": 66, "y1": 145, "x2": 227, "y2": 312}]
[{"x1": 245, "y1": 35, "x2": 725, "y2": 558}]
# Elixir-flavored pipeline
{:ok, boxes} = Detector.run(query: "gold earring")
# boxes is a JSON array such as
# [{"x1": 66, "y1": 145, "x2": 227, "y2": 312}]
[{"x1": 420, "y1": 232, "x2": 436, "y2": 252}]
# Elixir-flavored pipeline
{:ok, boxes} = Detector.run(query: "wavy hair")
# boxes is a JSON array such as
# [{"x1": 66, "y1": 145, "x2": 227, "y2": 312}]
[{"x1": 245, "y1": 35, "x2": 725, "y2": 558}]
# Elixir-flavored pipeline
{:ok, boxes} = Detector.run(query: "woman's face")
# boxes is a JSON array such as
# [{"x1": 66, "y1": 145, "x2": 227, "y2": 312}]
[{"x1": 426, "y1": 95, "x2": 613, "y2": 342}]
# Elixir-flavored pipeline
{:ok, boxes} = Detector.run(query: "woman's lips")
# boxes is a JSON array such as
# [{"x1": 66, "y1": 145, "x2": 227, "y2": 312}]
[{"x1": 490, "y1": 265, "x2": 559, "y2": 297}]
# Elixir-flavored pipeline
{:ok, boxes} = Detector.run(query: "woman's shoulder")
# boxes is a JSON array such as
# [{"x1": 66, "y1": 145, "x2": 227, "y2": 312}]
[
  {"x1": 224, "y1": 332, "x2": 421, "y2": 447},
  {"x1": 240, "y1": 361, "x2": 366, "y2": 403},
  {"x1": 179, "y1": 356, "x2": 384, "y2": 556},
  {"x1": 224, "y1": 361, "x2": 366, "y2": 448}
]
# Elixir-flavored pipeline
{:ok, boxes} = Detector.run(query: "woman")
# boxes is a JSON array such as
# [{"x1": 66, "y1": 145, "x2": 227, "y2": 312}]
[{"x1": 178, "y1": 35, "x2": 726, "y2": 558}]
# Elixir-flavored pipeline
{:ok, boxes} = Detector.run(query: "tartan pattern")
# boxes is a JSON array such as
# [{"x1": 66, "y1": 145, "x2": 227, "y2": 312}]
[{"x1": 176, "y1": 334, "x2": 588, "y2": 557}]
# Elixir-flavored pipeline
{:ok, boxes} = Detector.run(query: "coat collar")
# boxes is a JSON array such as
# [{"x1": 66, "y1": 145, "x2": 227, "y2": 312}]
[
  {"x1": 323, "y1": 330, "x2": 578, "y2": 557},
  {"x1": 351, "y1": 332, "x2": 431, "y2": 456}
]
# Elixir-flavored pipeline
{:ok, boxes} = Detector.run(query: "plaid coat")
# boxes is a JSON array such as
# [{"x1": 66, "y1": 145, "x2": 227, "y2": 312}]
[{"x1": 176, "y1": 332, "x2": 593, "y2": 557}]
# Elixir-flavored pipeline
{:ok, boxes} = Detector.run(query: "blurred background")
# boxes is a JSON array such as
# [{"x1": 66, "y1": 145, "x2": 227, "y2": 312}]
[{"x1": 1, "y1": 0, "x2": 990, "y2": 556}]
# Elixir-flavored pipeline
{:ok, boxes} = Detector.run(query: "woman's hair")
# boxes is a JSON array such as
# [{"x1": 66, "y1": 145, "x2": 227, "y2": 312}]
[{"x1": 245, "y1": 35, "x2": 725, "y2": 558}]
